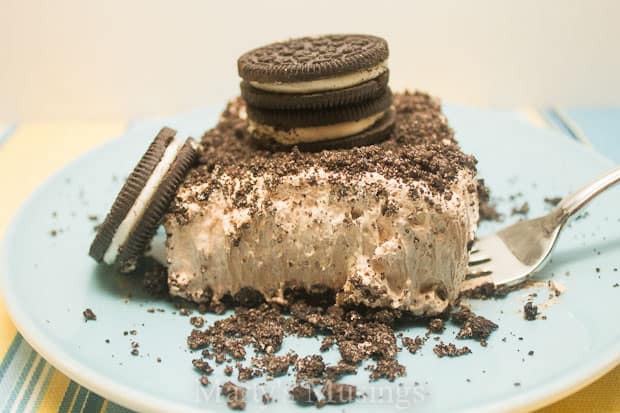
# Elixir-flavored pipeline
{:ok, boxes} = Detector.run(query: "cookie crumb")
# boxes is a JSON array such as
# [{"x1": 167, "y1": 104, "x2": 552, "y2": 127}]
[
  {"x1": 262, "y1": 393, "x2": 273, "y2": 404},
  {"x1": 428, "y1": 318, "x2": 445, "y2": 333},
  {"x1": 433, "y1": 342, "x2": 471, "y2": 358},
  {"x1": 321, "y1": 380, "x2": 356, "y2": 404},
  {"x1": 402, "y1": 336, "x2": 426, "y2": 354},
  {"x1": 83, "y1": 308, "x2": 96, "y2": 321},
  {"x1": 290, "y1": 385, "x2": 318, "y2": 406},
  {"x1": 524, "y1": 302, "x2": 538, "y2": 321},
  {"x1": 190, "y1": 316, "x2": 205, "y2": 328},
  {"x1": 220, "y1": 382, "x2": 246, "y2": 410},
  {"x1": 511, "y1": 202, "x2": 530, "y2": 215},
  {"x1": 544, "y1": 197, "x2": 561, "y2": 206}
]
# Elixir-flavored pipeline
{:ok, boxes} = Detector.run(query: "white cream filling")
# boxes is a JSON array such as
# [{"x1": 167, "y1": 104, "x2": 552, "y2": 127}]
[
  {"x1": 249, "y1": 111, "x2": 385, "y2": 145},
  {"x1": 103, "y1": 139, "x2": 183, "y2": 264},
  {"x1": 249, "y1": 60, "x2": 388, "y2": 94}
]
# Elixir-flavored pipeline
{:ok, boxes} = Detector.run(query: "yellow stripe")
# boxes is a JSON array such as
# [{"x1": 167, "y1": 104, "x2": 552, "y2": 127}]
[
  {"x1": 537, "y1": 366, "x2": 620, "y2": 412},
  {"x1": 35, "y1": 370, "x2": 70, "y2": 412},
  {"x1": 517, "y1": 107, "x2": 551, "y2": 129},
  {"x1": 100, "y1": 398, "x2": 108, "y2": 413},
  {"x1": 0, "y1": 316, "x2": 17, "y2": 360}
]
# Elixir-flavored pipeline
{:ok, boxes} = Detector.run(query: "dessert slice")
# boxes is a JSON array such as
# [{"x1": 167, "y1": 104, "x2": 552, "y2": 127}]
[{"x1": 164, "y1": 92, "x2": 480, "y2": 316}]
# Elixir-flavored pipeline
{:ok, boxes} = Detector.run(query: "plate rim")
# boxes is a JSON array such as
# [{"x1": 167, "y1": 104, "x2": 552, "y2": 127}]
[{"x1": 1, "y1": 108, "x2": 619, "y2": 413}]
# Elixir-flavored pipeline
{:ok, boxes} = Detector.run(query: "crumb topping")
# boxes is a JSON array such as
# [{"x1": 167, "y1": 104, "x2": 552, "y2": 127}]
[{"x1": 168, "y1": 91, "x2": 478, "y2": 225}]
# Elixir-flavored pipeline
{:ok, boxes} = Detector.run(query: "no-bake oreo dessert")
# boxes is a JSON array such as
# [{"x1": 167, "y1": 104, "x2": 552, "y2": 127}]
[
  {"x1": 91, "y1": 34, "x2": 483, "y2": 317},
  {"x1": 88, "y1": 34, "x2": 499, "y2": 409},
  {"x1": 162, "y1": 35, "x2": 480, "y2": 317}
]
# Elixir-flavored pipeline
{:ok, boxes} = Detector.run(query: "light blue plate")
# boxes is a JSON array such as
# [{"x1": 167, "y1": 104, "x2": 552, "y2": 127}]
[{"x1": 2, "y1": 105, "x2": 619, "y2": 413}]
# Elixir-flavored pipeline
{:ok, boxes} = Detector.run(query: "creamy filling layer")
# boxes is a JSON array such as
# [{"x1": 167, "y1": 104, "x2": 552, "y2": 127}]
[
  {"x1": 249, "y1": 61, "x2": 388, "y2": 94},
  {"x1": 249, "y1": 111, "x2": 385, "y2": 145},
  {"x1": 164, "y1": 168, "x2": 479, "y2": 316},
  {"x1": 103, "y1": 139, "x2": 183, "y2": 264}
]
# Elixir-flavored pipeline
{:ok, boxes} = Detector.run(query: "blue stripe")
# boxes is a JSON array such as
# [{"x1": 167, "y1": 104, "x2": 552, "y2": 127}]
[
  {"x1": 71, "y1": 387, "x2": 89, "y2": 413},
  {"x1": 561, "y1": 108, "x2": 620, "y2": 164},
  {"x1": 15, "y1": 357, "x2": 45, "y2": 412},
  {"x1": 82, "y1": 391, "x2": 105, "y2": 413},
  {"x1": 541, "y1": 109, "x2": 579, "y2": 140},
  {"x1": 59, "y1": 381, "x2": 79, "y2": 412},
  {"x1": 0, "y1": 124, "x2": 16, "y2": 147},
  {"x1": 104, "y1": 402, "x2": 134, "y2": 413},
  {"x1": 1, "y1": 350, "x2": 37, "y2": 412},
  {"x1": 0, "y1": 335, "x2": 22, "y2": 380}
]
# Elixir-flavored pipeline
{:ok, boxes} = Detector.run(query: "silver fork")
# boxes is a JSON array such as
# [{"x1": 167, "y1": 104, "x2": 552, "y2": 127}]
[{"x1": 463, "y1": 166, "x2": 620, "y2": 291}]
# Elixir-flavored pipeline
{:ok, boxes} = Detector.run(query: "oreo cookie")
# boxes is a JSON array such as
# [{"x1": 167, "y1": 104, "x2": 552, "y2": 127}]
[
  {"x1": 253, "y1": 109, "x2": 396, "y2": 153},
  {"x1": 246, "y1": 88, "x2": 392, "y2": 128},
  {"x1": 89, "y1": 127, "x2": 197, "y2": 273},
  {"x1": 238, "y1": 34, "x2": 388, "y2": 85},
  {"x1": 238, "y1": 34, "x2": 394, "y2": 151},
  {"x1": 240, "y1": 71, "x2": 389, "y2": 110}
]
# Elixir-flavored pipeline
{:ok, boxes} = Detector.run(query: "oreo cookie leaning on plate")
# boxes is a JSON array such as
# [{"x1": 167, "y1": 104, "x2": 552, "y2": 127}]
[
  {"x1": 238, "y1": 34, "x2": 389, "y2": 110},
  {"x1": 89, "y1": 127, "x2": 197, "y2": 273}
]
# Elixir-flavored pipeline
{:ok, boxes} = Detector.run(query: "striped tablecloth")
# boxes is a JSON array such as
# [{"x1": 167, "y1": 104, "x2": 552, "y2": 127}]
[{"x1": 0, "y1": 108, "x2": 619, "y2": 413}]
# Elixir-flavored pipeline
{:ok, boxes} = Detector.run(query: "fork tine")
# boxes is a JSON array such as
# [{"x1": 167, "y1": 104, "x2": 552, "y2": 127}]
[
  {"x1": 468, "y1": 255, "x2": 491, "y2": 266},
  {"x1": 466, "y1": 267, "x2": 493, "y2": 279}
]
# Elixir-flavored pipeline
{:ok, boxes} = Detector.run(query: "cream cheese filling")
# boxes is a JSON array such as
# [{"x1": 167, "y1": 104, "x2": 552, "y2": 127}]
[
  {"x1": 103, "y1": 139, "x2": 183, "y2": 264},
  {"x1": 249, "y1": 61, "x2": 388, "y2": 94},
  {"x1": 249, "y1": 111, "x2": 385, "y2": 145}
]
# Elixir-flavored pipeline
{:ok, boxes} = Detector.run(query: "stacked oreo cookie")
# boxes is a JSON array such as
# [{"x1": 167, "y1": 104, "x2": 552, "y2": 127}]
[{"x1": 238, "y1": 34, "x2": 395, "y2": 151}]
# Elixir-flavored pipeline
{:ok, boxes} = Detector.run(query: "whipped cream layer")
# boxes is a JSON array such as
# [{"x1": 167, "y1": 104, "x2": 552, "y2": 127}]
[{"x1": 164, "y1": 167, "x2": 478, "y2": 316}]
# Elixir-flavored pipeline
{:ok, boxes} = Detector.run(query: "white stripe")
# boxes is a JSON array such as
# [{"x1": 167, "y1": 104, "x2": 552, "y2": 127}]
[
  {"x1": 8, "y1": 355, "x2": 41, "y2": 413},
  {"x1": 23, "y1": 362, "x2": 52, "y2": 412}
]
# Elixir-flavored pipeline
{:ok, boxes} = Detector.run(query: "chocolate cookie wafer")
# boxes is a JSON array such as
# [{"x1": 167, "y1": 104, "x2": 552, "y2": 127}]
[
  {"x1": 238, "y1": 34, "x2": 388, "y2": 88},
  {"x1": 240, "y1": 71, "x2": 389, "y2": 110},
  {"x1": 253, "y1": 109, "x2": 396, "y2": 152},
  {"x1": 247, "y1": 89, "x2": 393, "y2": 147},
  {"x1": 89, "y1": 127, "x2": 197, "y2": 272},
  {"x1": 246, "y1": 88, "x2": 392, "y2": 128}
]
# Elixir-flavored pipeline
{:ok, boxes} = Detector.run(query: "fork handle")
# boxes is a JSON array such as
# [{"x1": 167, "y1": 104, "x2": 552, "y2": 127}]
[{"x1": 557, "y1": 166, "x2": 620, "y2": 219}]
